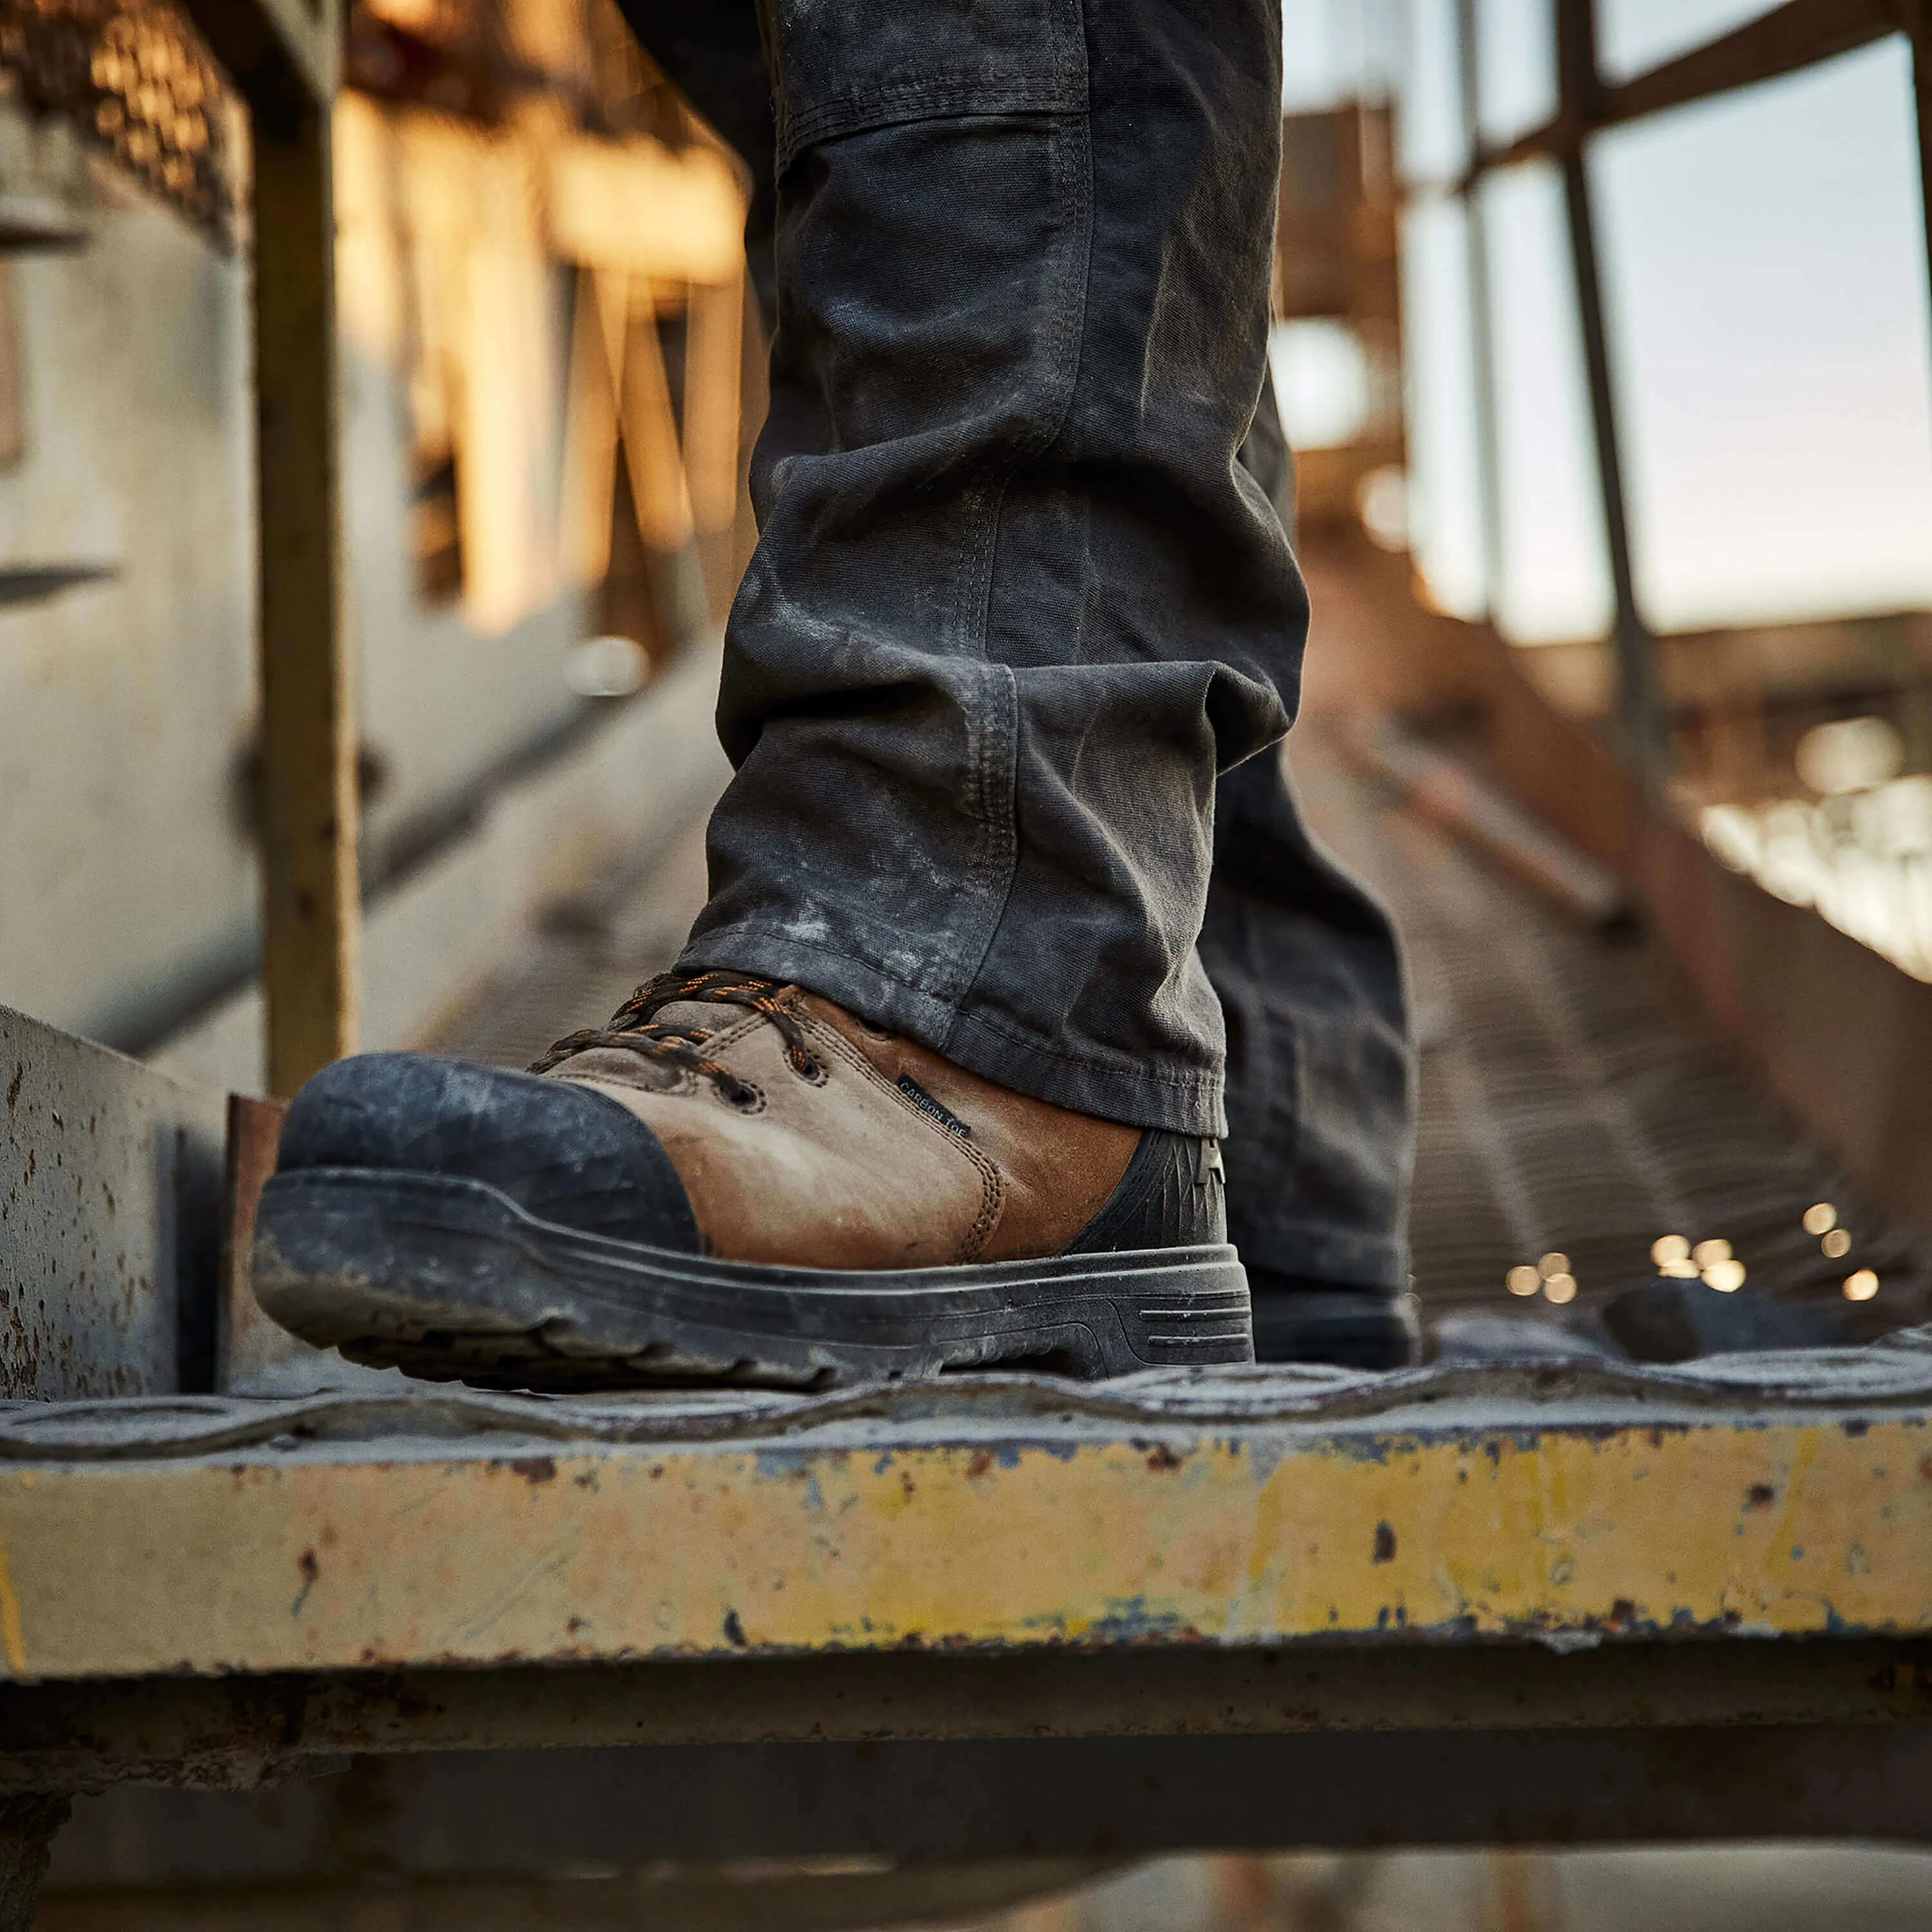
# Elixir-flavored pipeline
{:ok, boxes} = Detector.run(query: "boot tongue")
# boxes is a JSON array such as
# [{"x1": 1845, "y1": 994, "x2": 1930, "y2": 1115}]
[
  {"x1": 551, "y1": 996, "x2": 760, "y2": 1090},
  {"x1": 556, "y1": 1046, "x2": 678, "y2": 1088},
  {"x1": 645, "y1": 999, "x2": 738, "y2": 1036}
]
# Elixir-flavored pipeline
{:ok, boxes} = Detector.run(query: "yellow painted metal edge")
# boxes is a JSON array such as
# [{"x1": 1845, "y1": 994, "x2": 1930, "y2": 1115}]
[{"x1": 1, "y1": 1417, "x2": 1927, "y2": 1680}]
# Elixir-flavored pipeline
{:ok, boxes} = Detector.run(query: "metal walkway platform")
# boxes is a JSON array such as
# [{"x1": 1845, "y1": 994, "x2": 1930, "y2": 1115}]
[
  {"x1": 12, "y1": 721, "x2": 1932, "y2": 1882},
  {"x1": 422, "y1": 726, "x2": 1932, "y2": 1339},
  {"x1": 1298, "y1": 739, "x2": 1932, "y2": 1329},
  {"x1": 6, "y1": 1340, "x2": 1932, "y2": 1853}
]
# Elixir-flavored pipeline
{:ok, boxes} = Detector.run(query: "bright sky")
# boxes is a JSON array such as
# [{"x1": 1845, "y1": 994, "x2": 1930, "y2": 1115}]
[{"x1": 1282, "y1": 0, "x2": 1932, "y2": 643}]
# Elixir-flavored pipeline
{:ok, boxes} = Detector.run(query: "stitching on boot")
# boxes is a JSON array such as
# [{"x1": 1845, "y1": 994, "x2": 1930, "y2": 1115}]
[{"x1": 799, "y1": 1011, "x2": 1003, "y2": 1263}]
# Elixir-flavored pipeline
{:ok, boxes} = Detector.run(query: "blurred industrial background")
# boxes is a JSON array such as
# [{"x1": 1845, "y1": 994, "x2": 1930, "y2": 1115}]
[{"x1": 9, "y1": 0, "x2": 1932, "y2": 1923}]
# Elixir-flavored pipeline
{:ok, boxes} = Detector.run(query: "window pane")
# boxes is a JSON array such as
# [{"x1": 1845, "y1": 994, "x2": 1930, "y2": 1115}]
[
  {"x1": 1402, "y1": 196, "x2": 1487, "y2": 618},
  {"x1": 1270, "y1": 319, "x2": 1372, "y2": 450},
  {"x1": 1475, "y1": 0, "x2": 1557, "y2": 146},
  {"x1": 1282, "y1": 0, "x2": 1345, "y2": 113},
  {"x1": 1593, "y1": 40, "x2": 1932, "y2": 632},
  {"x1": 1596, "y1": 0, "x2": 1779, "y2": 86},
  {"x1": 1482, "y1": 160, "x2": 1615, "y2": 643},
  {"x1": 1282, "y1": 0, "x2": 1405, "y2": 113},
  {"x1": 1399, "y1": 0, "x2": 1470, "y2": 188}
]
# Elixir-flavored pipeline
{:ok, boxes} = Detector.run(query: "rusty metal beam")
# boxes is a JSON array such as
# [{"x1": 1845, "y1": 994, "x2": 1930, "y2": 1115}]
[
  {"x1": 0, "y1": 1006, "x2": 225, "y2": 1400},
  {"x1": 1904, "y1": 5, "x2": 1932, "y2": 442},
  {"x1": 0, "y1": 1381, "x2": 1929, "y2": 1681},
  {"x1": 3, "y1": 1364, "x2": 1930, "y2": 1844},
  {"x1": 1605, "y1": 0, "x2": 1897, "y2": 126},
  {"x1": 1468, "y1": 0, "x2": 1899, "y2": 183},
  {"x1": 175, "y1": 0, "x2": 357, "y2": 1098},
  {"x1": 1453, "y1": 0, "x2": 1506, "y2": 622},
  {"x1": 24, "y1": 1726, "x2": 1932, "y2": 1866},
  {"x1": 250, "y1": 100, "x2": 359, "y2": 1097},
  {"x1": 1553, "y1": 0, "x2": 1667, "y2": 771},
  {"x1": 7, "y1": 1638, "x2": 1932, "y2": 1794}
]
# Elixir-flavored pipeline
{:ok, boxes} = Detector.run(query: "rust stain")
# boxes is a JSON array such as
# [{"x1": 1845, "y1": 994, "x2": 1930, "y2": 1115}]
[
  {"x1": 0, "y1": 1417, "x2": 1927, "y2": 1676},
  {"x1": 290, "y1": 1547, "x2": 319, "y2": 1618},
  {"x1": 0, "y1": 1520, "x2": 26, "y2": 1671}
]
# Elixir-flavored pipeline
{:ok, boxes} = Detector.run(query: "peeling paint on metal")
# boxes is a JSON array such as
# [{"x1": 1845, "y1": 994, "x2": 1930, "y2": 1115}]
[
  {"x1": 0, "y1": 1518, "x2": 26, "y2": 1671},
  {"x1": 1, "y1": 1007, "x2": 223, "y2": 1399},
  {"x1": 0, "y1": 1412, "x2": 1927, "y2": 1681}
]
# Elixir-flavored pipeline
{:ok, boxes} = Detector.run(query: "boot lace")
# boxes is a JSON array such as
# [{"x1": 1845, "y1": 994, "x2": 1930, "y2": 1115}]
[{"x1": 529, "y1": 970, "x2": 823, "y2": 1104}]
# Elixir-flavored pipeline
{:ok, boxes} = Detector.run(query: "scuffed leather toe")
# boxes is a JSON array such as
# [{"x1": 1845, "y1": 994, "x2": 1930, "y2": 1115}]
[{"x1": 277, "y1": 1052, "x2": 701, "y2": 1253}]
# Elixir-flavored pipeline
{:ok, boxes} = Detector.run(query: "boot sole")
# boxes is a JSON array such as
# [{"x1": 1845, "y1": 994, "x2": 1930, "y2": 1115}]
[{"x1": 254, "y1": 1168, "x2": 1254, "y2": 1390}]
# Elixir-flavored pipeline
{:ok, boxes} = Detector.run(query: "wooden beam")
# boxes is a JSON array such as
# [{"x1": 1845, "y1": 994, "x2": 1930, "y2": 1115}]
[
  {"x1": 251, "y1": 95, "x2": 360, "y2": 1096},
  {"x1": 1477, "y1": 0, "x2": 1900, "y2": 180},
  {"x1": 607, "y1": 274, "x2": 695, "y2": 553},
  {"x1": 560, "y1": 266, "x2": 621, "y2": 587},
  {"x1": 683, "y1": 266, "x2": 746, "y2": 621},
  {"x1": 682, "y1": 269, "x2": 744, "y2": 539}
]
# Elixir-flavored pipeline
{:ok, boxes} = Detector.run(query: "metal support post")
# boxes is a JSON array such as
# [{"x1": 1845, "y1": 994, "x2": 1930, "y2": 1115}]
[
  {"x1": 179, "y1": 0, "x2": 356, "y2": 1097},
  {"x1": 1455, "y1": 0, "x2": 1508, "y2": 620},
  {"x1": 1555, "y1": 0, "x2": 1667, "y2": 773},
  {"x1": 250, "y1": 103, "x2": 359, "y2": 1096},
  {"x1": 1903, "y1": 5, "x2": 1932, "y2": 442}
]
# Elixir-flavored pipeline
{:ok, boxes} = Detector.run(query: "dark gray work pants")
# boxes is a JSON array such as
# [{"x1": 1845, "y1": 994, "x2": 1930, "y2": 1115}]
[{"x1": 618, "y1": 0, "x2": 1414, "y2": 1293}]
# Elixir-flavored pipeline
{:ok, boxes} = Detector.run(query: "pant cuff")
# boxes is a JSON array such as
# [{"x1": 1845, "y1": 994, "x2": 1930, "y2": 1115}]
[
  {"x1": 680, "y1": 922, "x2": 1227, "y2": 1135},
  {"x1": 1233, "y1": 1220, "x2": 1410, "y2": 1293}
]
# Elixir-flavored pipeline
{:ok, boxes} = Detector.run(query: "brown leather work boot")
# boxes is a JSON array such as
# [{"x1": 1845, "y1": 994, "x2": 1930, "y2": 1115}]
[{"x1": 254, "y1": 971, "x2": 1251, "y2": 1388}]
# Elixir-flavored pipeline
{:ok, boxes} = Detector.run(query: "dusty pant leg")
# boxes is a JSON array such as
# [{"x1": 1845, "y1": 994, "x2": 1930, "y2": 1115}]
[
  {"x1": 618, "y1": 0, "x2": 1414, "y2": 1273},
  {"x1": 672, "y1": 0, "x2": 1300, "y2": 1135},
  {"x1": 1217, "y1": 380, "x2": 1414, "y2": 1290},
  {"x1": 1237, "y1": 362, "x2": 1296, "y2": 540},
  {"x1": 1203, "y1": 750, "x2": 1414, "y2": 1291}
]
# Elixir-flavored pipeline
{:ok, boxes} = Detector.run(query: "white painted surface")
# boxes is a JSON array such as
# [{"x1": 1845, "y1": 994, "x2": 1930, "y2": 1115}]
[{"x1": 0, "y1": 102, "x2": 603, "y2": 1053}]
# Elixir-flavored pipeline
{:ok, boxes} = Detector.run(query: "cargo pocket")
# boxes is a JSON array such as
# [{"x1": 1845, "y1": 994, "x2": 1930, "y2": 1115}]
[{"x1": 766, "y1": 0, "x2": 1089, "y2": 169}]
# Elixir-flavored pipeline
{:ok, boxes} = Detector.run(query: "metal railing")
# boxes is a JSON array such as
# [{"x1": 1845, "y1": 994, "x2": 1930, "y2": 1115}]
[{"x1": 1444, "y1": 0, "x2": 1932, "y2": 777}]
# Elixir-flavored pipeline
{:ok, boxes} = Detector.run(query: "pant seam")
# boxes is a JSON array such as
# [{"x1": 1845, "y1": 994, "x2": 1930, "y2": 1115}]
[
  {"x1": 940, "y1": 8, "x2": 1097, "y2": 1065},
  {"x1": 779, "y1": 77, "x2": 1086, "y2": 166}
]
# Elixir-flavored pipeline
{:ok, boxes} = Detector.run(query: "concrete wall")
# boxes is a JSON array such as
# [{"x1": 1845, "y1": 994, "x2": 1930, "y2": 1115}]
[
  {"x1": 0, "y1": 112, "x2": 258, "y2": 1050},
  {"x1": 0, "y1": 102, "x2": 599, "y2": 1056}
]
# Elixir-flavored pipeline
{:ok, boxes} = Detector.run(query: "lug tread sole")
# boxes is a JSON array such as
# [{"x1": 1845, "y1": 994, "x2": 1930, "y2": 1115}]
[{"x1": 254, "y1": 1168, "x2": 1253, "y2": 1391}]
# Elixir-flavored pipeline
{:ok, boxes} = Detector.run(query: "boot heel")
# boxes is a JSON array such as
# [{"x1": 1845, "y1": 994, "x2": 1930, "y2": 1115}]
[{"x1": 1098, "y1": 1255, "x2": 1253, "y2": 1371}]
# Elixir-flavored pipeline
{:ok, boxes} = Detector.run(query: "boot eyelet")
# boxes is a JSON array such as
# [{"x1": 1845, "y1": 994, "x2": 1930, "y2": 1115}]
[
  {"x1": 792, "y1": 1054, "x2": 828, "y2": 1085},
  {"x1": 719, "y1": 1081, "x2": 765, "y2": 1114}
]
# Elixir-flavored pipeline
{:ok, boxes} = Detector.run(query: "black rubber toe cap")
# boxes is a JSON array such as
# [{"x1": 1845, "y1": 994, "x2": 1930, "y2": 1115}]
[{"x1": 277, "y1": 1053, "x2": 701, "y2": 1253}]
